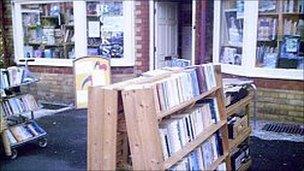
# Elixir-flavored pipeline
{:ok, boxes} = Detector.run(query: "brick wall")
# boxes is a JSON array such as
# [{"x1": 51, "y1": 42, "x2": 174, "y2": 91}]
[
  {"x1": 134, "y1": 0, "x2": 150, "y2": 74},
  {"x1": 253, "y1": 78, "x2": 304, "y2": 123},
  {"x1": 2, "y1": 0, "x2": 14, "y2": 67},
  {"x1": 26, "y1": 66, "x2": 136, "y2": 105}
]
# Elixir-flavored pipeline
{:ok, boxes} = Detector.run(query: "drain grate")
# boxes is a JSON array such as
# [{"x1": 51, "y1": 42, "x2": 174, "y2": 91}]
[{"x1": 262, "y1": 123, "x2": 304, "y2": 136}]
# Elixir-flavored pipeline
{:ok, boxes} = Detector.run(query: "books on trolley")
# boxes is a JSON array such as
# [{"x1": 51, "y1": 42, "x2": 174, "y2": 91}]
[
  {"x1": 1, "y1": 94, "x2": 39, "y2": 117},
  {"x1": 3, "y1": 121, "x2": 46, "y2": 145},
  {"x1": 0, "y1": 66, "x2": 34, "y2": 89}
]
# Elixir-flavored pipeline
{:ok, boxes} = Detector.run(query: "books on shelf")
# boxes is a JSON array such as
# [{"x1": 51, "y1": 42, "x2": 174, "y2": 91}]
[
  {"x1": 283, "y1": 19, "x2": 304, "y2": 36},
  {"x1": 1, "y1": 94, "x2": 39, "y2": 117},
  {"x1": 169, "y1": 132, "x2": 224, "y2": 171},
  {"x1": 220, "y1": 47, "x2": 242, "y2": 65},
  {"x1": 282, "y1": 0, "x2": 304, "y2": 13},
  {"x1": 154, "y1": 64, "x2": 217, "y2": 112},
  {"x1": 159, "y1": 98, "x2": 221, "y2": 159},
  {"x1": 4, "y1": 121, "x2": 46, "y2": 145},
  {"x1": 259, "y1": 0, "x2": 277, "y2": 12},
  {"x1": 256, "y1": 45, "x2": 279, "y2": 68},
  {"x1": 257, "y1": 17, "x2": 277, "y2": 41}
]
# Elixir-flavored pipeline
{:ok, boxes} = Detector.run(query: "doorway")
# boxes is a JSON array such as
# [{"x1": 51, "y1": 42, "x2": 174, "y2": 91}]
[{"x1": 151, "y1": 0, "x2": 194, "y2": 69}]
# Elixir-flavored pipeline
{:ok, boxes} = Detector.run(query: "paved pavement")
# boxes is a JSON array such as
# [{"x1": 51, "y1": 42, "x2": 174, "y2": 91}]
[{"x1": 1, "y1": 109, "x2": 303, "y2": 170}]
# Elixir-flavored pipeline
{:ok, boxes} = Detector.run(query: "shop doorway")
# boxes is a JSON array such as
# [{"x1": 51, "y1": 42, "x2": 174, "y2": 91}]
[{"x1": 151, "y1": 0, "x2": 194, "y2": 69}]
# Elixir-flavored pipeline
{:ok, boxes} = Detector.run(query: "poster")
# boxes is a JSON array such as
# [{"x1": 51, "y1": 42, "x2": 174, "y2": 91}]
[
  {"x1": 100, "y1": 1, "x2": 124, "y2": 58},
  {"x1": 74, "y1": 56, "x2": 111, "y2": 108}
]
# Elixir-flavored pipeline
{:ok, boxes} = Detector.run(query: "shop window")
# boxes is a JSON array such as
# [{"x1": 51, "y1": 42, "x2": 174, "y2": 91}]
[{"x1": 256, "y1": 0, "x2": 304, "y2": 69}]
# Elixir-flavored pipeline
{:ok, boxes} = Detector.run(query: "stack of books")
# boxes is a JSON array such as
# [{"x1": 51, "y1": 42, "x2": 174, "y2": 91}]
[
  {"x1": 169, "y1": 132, "x2": 224, "y2": 170},
  {"x1": 159, "y1": 98, "x2": 220, "y2": 159},
  {"x1": 1, "y1": 94, "x2": 39, "y2": 117},
  {"x1": 3, "y1": 121, "x2": 46, "y2": 145},
  {"x1": 153, "y1": 64, "x2": 217, "y2": 111}
]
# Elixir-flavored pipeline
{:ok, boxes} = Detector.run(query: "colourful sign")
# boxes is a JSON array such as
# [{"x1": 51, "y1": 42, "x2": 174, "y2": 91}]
[{"x1": 74, "y1": 56, "x2": 110, "y2": 108}]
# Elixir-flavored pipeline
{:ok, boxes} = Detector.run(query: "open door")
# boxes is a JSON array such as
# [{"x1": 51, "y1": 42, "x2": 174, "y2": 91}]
[{"x1": 155, "y1": 2, "x2": 178, "y2": 68}]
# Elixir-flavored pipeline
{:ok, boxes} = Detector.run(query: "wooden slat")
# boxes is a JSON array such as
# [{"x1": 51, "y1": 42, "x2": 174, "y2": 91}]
[
  {"x1": 157, "y1": 86, "x2": 221, "y2": 120},
  {"x1": 226, "y1": 93, "x2": 254, "y2": 117},
  {"x1": 87, "y1": 87, "x2": 118, "y2": 170},
  {"x1": 228, "y1": 127, "x2": 251, "y2": 151},
  {"x1": 207, "y1": 152, "x2": 229, "y2": 171},
  {"x1": 162, "y1": 120, "x2": 226, "y2": 169},
  {"x1": 122, "y1": 88, "x2": 164, "y2": 170}
]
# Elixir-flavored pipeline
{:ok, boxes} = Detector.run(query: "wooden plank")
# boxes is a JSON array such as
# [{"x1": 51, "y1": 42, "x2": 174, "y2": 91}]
[
  {"x1": 228, "y1": 127, "x2": 251, "y2": 151},
  {"x1": 162, "y1": 120, "x2": 226, "y2": 170},
  {"x1": 87, "y1": 87, "x2": 118, "y2": 170},
  {"x1": 157, "y1": 86, "x2": 221, "y2": 120},
  {"x1": 122, "y1": 88, "x2": 163, "y2": 170},
  {"x1": 226, "y1": 93, "x2": 254, "y2": 117}
]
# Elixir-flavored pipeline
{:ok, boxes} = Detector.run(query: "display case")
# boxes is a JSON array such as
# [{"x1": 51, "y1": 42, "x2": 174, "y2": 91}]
[
  {"x1": 12, "y1": 0, "x2": 134, "y2": 67},
  {"x1": 213, "y1": 0, "x2": 304, "y2": 80}
]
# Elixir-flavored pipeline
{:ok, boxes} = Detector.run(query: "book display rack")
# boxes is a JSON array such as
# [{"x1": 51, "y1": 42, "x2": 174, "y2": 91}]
[
  {"x1": 223, "y1": 78, "x2": 255, "y2": 171},
  {"x1": 0, "y1": 65, "x2": 47, "y2": 159},
  {"x1": 88, "y1": 64, "x2": 233, "y2": 170}
]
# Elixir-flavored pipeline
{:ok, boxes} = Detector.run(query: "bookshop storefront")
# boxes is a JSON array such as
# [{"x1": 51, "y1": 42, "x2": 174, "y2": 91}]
[{"x1": 9, "y1": 0, "x2": 212, "y2": 105}]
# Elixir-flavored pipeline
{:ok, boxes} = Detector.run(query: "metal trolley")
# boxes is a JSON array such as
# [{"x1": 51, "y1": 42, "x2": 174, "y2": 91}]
[{"x1": 0, "y1": 59, "x2": 48, "y2": 159}]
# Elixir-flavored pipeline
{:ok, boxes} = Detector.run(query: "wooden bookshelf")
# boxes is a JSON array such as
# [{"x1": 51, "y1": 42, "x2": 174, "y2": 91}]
[
  {"x1": 228, "y1": 127, "x2": 251, "y2": 151},
  {"x1": 88, "y1": 64, "x2": 231, "y2": 170},
  {"x1": 226, "y1": 92, "x2": 254, "y2": 117},
  {"x1": 226, "y1": 88, "x2": 253, "y2": 170},
  {"x1": 121, "y1": 65, "x2": 230, "y2": 170}
]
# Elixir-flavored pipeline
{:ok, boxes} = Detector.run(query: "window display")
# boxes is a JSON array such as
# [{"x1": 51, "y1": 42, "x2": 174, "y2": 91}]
[
  {"x1": 86, "y1": 1, "x2": 124, "y2": 59},
  {"x1": 213, "y1": 0, "x2": 304, "y2": 80},
  {"x1": 219, "y1": 0, "x2": 244, "y2": 66},
  {"x1": 256, "y1": 0, "x2": 304, "y2": 69},
  {"x1": 21, "y1": 2, "x2": 75, "y2": 59},
  {"x1": 13, "y1": 0, "x2": 134, "y2": 67}
]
